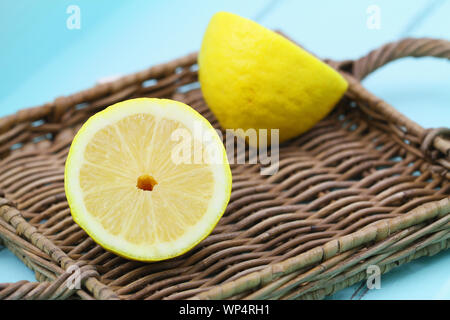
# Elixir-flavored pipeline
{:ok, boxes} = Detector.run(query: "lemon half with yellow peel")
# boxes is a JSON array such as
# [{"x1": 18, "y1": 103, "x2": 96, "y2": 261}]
[
  {"x1": 199, "y1": 12, "x2": 348, "y2": 146},
  {"x1": 64, "y1": 98, "x2": 232, "y2": 261}
]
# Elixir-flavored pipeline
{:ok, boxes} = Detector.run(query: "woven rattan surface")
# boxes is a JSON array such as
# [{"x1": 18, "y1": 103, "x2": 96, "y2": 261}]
[{"x1": 0, "y1": 37, "x2": 449, "y2": 300}]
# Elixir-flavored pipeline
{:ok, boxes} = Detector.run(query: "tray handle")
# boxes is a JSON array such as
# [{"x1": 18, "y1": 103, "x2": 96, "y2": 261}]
[
  {"x1": 351, "y1": 38, "x2": 450, "y2": 81},
  {"x1": 333, "y1": 38, "x2": 450, "y2": 164}
]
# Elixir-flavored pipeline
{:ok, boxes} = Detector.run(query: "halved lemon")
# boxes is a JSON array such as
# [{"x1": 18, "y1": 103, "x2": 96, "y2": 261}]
[
  {"x1": 199, "y1": 12, "x2": 348, "y2": 146},
  {"x1": 64, "y1": 98, "x2": 232, "y2": 261}
]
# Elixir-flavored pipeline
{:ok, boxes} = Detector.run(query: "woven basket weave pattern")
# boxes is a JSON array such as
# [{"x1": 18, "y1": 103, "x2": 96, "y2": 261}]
[{"x1": 0, "y1": 37, "x2": 449, "y2": 300}]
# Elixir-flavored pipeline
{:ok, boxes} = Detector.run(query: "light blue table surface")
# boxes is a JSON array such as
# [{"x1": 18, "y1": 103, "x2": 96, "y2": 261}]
[{"x1": 0, "y1": 0, "x2": 449, "y2": 299}]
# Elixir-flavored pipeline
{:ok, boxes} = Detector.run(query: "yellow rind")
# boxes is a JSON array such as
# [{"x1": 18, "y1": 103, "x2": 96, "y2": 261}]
[
  {"x1": 65, "y1": 98, "x2": 232, "y2": 261},
  {"x1": 199, "y1": 12, "x2": 348, "y2": 146}
]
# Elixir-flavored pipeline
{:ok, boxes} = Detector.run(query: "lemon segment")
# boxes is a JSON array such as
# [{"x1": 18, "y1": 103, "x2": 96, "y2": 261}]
[
  {"x1": 64, "y1": 98, "x2": 232, "y2": 261},
  {"x1": 199, "y1": 12, "x2": 348, "y2": 146}
]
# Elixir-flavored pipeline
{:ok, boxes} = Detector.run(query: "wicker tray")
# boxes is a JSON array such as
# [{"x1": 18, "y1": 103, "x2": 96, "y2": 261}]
[{"x1": 0, "y1": 37, "x2": 449, "y2": 300}]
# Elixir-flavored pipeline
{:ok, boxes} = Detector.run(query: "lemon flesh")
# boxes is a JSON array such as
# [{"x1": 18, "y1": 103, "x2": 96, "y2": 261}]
[
  {"x1": 64, "y1": 98, "x2": 232, "y2": 261},
  {"x1": 199, "y1": 12, "x2": 348, "y2": 146}
]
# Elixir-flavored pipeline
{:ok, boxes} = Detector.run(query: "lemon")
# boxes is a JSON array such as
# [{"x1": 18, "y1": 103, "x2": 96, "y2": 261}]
[
  {"x1": 64, "y1": 98, "x2": 232, "y2": 261},
  {"x1": 199, "y1": 12, "x2": 348, "y2": 146}
]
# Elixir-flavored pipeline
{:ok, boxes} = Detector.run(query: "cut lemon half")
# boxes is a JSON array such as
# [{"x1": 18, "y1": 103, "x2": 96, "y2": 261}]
[
  {"x1": 64, "y1": 98, "x2": 232, "y2": 261},
  {"x1": 199, "y1": 12, "x2": 348, "y2": 146}
]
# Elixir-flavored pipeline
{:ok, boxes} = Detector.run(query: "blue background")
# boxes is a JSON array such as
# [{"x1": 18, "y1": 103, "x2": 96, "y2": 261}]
[{"x1": 0, "y1": 0, "x2": 449, "y2": 299}]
